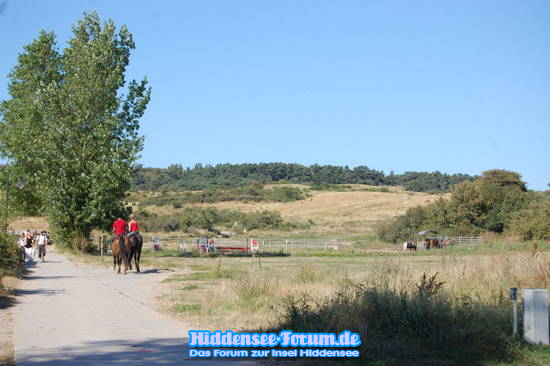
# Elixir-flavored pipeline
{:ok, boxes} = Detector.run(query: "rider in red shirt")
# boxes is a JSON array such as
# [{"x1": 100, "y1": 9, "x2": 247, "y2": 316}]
[
  {"x1": 110, "y1": 216, "x2": 127, "y2": 249},
  {"x1": 113, "y1": 217, "x2": 127, "y2": 236},
  {"x1": 128, "y1": 219, "x2": 139, "y2": 233}
]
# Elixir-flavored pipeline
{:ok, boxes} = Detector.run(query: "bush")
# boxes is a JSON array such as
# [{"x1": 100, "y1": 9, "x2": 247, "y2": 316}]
[
  {"x1": 0, "y1": 234, "x2": 20, "y2": 287},
  {"x1": 136, "y1": 210, "x2": 181, "y2": 232},
  {"x1": 376, "y1": 206, "x2": 427, "y2": 243},
  {"x1": 138, "y1": 184, "x2": 306, "y2": 208},
  {"x1": 240, "y1": 210, "x2": 283, "y2": 230},
  {"x1": 510, "y1": 196, "x2": 550, "y2": 240},
  {"x1": 272, "y1": 273, "x2": 516, "y2": 364},
  {"x1": 376, "y1": 170, "x2": 533, "y2": 242}
]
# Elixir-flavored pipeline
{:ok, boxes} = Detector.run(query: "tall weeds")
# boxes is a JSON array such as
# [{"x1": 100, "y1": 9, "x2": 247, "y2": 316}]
[{"x1": 270, "y1": 252, "x2": 550, "y2": 364}]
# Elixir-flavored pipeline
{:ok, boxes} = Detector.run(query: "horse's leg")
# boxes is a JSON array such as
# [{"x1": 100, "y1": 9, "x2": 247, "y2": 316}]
[
  {"x1": 113, "y1": 254, "x2": 117, "y2": 271},
  {"x1": 135, "y1": 247, "x2": 141, "y2": 272}
]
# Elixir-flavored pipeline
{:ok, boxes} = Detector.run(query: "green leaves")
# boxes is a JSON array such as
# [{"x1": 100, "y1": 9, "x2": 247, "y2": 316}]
[
  {"x1": 377, "y1": 170, "x2": 532, "y2": 242},
  {"x1": 0, "y1": 12, "x2": 150, "y2": 249}
]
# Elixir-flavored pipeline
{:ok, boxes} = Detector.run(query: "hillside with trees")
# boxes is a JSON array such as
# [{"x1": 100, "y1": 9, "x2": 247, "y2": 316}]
[{"x1": 131, "y1": 163, "x2": 475, "y2": 192}]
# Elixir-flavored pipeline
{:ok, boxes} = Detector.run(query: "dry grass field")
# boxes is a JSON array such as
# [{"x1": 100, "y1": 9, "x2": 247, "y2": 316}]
[
  {"x1": 9, "y1": 186, "x2": 443, "y2": 237},
  {"x1": 76, "y1": 241, "x2": 550, "y2": 364},
  {"x1": 137, "y1": 185, "x2": 447, "y2": 236},
  {"x1": 8, "y1": 216, "x2": 49, "y2": 232}
]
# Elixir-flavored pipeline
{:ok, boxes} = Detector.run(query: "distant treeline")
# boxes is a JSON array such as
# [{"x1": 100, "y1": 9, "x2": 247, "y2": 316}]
[{"x1": 131, "y1": 163, "x2": 475, "y2": 192}]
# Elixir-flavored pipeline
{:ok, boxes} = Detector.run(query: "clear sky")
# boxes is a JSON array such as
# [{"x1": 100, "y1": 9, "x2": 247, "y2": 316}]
[{"x1": 1, "y1": 1, "x2": 549, "y2": 190}]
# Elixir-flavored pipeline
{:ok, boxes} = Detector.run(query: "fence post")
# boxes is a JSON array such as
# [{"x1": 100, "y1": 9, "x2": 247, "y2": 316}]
[{"x1": 100, "y1": 235, "x2": 104, "y2": 262}]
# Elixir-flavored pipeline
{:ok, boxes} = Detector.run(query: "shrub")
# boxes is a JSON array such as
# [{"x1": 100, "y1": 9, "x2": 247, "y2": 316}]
[
  {"x1": 272, "y1": 272, "x2": 516, "y2": 364},
  {"x1": 136, "y1": 210, "x2": 181, "y2": 232},
  {"x1": 0, "y1": 234, "x2": 20, "y2": 289},
  {"x1": 138, "y1": 184, "x2": 306, "y2": 207},
  {"x1": 240, "y1": 210, "x2": 283, "y2": 230},
  {"x1": 509, "y1": 196, "x2": 550, "y2": 240}
]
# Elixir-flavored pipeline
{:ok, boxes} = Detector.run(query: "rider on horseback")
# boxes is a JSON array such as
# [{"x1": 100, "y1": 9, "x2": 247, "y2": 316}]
[
  {"x1": 111, "y1": 216, "x2": 127, "y2": 248},
  {"x1": 127, "y1": 215, "x2": 139, "y2": 237}
]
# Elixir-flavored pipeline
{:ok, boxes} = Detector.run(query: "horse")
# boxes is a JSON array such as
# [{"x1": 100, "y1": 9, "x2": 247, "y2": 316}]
[
  {"x1": 125, "y1": 233, "x2": 143, "y2": 272},
  {"x1": 402, "y1": 242, "x2": 417, "y2": 251},
  {"x1": 112, "y1": 235, "x2": 130, "y2": 274},
  {"x1": 429, "y1": 238, "x2": 440, "y2": 249}
]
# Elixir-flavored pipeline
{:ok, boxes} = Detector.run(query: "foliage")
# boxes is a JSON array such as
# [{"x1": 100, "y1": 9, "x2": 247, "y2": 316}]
[
  {"x1": 135, "y1": 207, "x2": 299, "y2": 233},
  {"x1": 272, "y1": 274, "x2": 516, "y2": 365},
  {"x1": 137, "y1": 184, "x2": 306, "y2": 208},
  {"x1": 0, "y1": 12, "x2": 150, "y2": 250},
  {"x1": 510, "y1": 194, "x2": 550, "y2": 240},
  {"x1": 135, "y1": 210, "x2": 180, "y2": 232},
  {"x1": 377, "y1": 170, "x2": 531, "y2": 242},
  {"x1": 376, "y1": 206, "x2": 426, "y2": 242},
  {"x1": 0, "y1": 234, "x2": 20, "y2": 277},
  {"x1": 131, "y1": 163, "x2": 475, "y2": 192},
  {"x1": 179, "y1": 207, "x2": 285, "y2": 232}
]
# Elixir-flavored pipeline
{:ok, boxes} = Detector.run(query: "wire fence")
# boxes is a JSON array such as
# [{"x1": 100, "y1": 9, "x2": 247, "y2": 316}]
[
  {"x1": 92, "y1": 234, "x2": 482, "y2": 256},
  {"x1": 92, "y1": 235, "x2": 353, "y2": 254},
  {"x1": 417, "y1": 236, "x2": 482, "y2": 250}
]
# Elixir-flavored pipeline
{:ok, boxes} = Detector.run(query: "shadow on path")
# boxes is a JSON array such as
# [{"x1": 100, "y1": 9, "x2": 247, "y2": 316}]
[
  {"x1": 15, "y1": 288, "x2": 66, "y2": 296},
  {"x1": 17, "y1": 338, "x2": 257, "y2": 365},
  {"x1": 0, "y1": 294, "x2": 16, "y2": 310},
  {"x1": 23, "y1": 275, "x2": 74, "y2": 280}
]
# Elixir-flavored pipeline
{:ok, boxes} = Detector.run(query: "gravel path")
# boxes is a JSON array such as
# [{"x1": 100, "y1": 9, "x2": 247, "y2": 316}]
[{"x1": 12, "y1": 248, "x2": 256, "y2": 365}]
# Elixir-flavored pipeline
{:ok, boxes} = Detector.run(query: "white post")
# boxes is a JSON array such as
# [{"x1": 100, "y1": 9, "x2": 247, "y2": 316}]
[{"x1": 522, "y1": 288, "x2": 549, "y2": 345}]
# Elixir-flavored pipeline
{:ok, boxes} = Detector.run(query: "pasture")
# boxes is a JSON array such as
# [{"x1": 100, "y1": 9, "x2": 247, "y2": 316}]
[{"x1": 68, "y1": 240, "x2": 550, "y2": 365}]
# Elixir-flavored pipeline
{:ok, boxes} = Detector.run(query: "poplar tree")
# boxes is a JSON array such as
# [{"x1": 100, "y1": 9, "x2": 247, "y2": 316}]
[{"x1": 0, "y1": 12, "x2": 151, "y2": 250}]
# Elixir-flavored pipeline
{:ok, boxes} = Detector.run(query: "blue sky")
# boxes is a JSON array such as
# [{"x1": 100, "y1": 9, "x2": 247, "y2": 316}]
[{"x1": 1, "y1": 0, "x2": 549, "y2": 190}]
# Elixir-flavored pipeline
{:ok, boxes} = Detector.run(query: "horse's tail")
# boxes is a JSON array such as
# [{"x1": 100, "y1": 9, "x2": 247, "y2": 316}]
[{"x1": 118, "y1": 235, "x2": 130, "y2": 269}]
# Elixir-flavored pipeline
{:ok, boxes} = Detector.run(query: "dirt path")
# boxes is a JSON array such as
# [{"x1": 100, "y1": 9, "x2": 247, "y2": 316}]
[{"x1": 11, "y1": 248, "x2": 256, "y2": 365}]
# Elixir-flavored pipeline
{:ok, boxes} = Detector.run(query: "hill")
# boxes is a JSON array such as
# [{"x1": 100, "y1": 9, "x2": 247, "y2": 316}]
[
  {"x1": 130, "y1": 184, "x2": 445, "y2": 237},
  {"x1": 131, "y1": 163, "x2": 475, "y2": 193}
]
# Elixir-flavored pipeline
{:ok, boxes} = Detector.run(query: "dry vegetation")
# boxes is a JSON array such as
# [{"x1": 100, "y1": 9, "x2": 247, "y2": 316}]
[
  {"x1": 135, "y1": 185, "x2": 446, "y2": 236},
  {"x1": 142, "y1": 246, "x2": 549, "y2": 332},
  {"x1": 8, "y1": 216, "x2": 49, "y2": 232},
  {"x1": 129, "y1": 243, "x2": 549, "y2": 364}
]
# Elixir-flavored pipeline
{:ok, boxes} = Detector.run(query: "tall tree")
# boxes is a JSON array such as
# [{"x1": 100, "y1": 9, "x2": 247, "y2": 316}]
[{"x1": 0, "y1": 12, "x2": 151, "y2": 250}]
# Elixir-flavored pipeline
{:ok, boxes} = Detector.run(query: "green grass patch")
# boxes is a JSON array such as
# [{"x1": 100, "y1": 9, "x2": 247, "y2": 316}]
[
  {"x1": 180, "y1": 285, "x2": 199, "y2": 291},
  {"x1": 162, "y1": 269, "x2": 239, "y2": 283},
  {"x1": 172, "y1": 303, "x2": 201, "y2": 313}
]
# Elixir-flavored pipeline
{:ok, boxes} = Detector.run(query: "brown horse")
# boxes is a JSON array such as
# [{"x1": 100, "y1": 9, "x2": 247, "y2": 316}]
[
  {"x1": 429, "y1": 238, "x2": 440, "y2": 249},
  {"x1": 125, "y1": 233, "x2": 143, "y2": 272},
  {"x1": 112, "y1": 235, "x2": 130, "y2": 274}
]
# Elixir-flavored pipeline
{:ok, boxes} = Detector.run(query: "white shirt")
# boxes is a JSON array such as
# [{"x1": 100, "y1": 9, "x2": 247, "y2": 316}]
[{"x1": 37, "y1": 234, "x2": 47, "y2": 246}]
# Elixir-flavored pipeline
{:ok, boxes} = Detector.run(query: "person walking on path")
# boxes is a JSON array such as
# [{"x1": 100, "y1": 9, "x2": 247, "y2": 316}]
[
  {"x1": 23, "y1": 230, "x2": 34, "y2": 263},
  {"x1": 18, "y1": 232, "x2": 26, "y2": 261},
  {"x1": 37, "y1": 231, "x2": 48, "y2": 262}
]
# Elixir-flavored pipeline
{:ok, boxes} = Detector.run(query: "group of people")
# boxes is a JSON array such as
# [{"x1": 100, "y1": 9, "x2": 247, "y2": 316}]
[
  {"x1": 15, "y1": 215, "x2": 139, "y2": 263},
  {"x1": 112, "y1": 215, "x2": 140, "y2": 240},
  {"x1": 18, "y1": 230, "x2": 49, "y2": 263}
]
